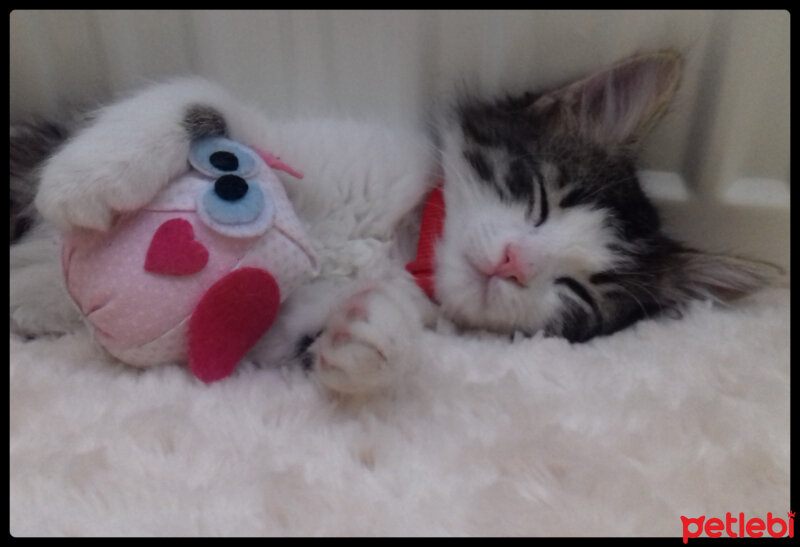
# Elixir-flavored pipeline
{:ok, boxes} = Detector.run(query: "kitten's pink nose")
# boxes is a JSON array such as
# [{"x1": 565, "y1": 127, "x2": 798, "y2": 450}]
[{"x1": 490, "y1": 243, "x2": 531, "y2": 286}]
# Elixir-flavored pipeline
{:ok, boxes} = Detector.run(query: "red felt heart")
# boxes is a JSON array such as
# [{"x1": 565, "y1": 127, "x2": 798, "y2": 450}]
[
  {"x1": 144, "y1": 218, "x2": 209, "y2": 276},
  {"x1": 188, "y1": 267, "x2": 281, "y2": 383}
]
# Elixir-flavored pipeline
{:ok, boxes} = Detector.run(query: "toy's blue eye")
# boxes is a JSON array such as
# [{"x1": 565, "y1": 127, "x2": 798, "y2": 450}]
[
  {"x1": 189, "y1": 137, "x2": 258, "y2": 178},
  {"x1": 191, "y1": 137, "x2": 277, "y2": 236},
  {"x1": 201, "y1": 175, "x2": 274, "y2": 226}
]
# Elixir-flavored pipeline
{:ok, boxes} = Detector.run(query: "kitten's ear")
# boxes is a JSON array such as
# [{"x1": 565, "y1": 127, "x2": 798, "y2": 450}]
[
  {"x1": 533, "y1": 51, "x2": 682, "y2": 147},
  {"x1": 660, "y1": 249, "x2": 782, "y2": 306}
]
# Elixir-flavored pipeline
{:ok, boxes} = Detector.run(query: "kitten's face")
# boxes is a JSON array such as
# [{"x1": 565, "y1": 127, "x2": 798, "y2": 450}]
[
  {"x1": 432, "y1": 52, "x2": 772, "y2": 342},
  {"x1": 435, "y1": 110, "x2": 647, "y2": 341}
]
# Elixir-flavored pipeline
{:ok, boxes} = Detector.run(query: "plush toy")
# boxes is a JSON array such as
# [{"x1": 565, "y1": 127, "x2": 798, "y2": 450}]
[{"x1": 61, "y1": 137, "x2": 318, "y2": 383}]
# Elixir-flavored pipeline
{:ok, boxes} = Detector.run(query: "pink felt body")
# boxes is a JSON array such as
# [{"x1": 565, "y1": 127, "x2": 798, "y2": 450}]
[
  {"x1": 63, "y1": 212, "x2": 255, "y2": 352},
  {"x1": 63, "y1": 209, "x2": 315, "y2": 380}
]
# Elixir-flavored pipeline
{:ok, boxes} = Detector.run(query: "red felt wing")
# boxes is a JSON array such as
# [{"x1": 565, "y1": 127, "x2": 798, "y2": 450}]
[{"x1": 188, "y1": 267, "x2": 281, "y2": 383}]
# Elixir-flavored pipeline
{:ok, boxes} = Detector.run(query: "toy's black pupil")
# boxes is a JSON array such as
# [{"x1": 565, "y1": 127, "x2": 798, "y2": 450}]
[
  {"x1": 209, "y1": 151, "x2": 239, "y2": 171},
  {"x1": 214, "y1": 175, "x2": 248, "y2": 201}
]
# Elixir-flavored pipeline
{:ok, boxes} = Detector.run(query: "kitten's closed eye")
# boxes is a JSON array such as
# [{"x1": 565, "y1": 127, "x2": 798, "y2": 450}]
[{"x1": 524, "y1": 165, "x2": 549, "y2": 227}]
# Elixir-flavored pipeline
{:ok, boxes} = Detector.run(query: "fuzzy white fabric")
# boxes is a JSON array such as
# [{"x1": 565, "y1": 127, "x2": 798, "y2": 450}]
[{"x1": 9, "y1": 287, "x2": 789, "y2": 537}]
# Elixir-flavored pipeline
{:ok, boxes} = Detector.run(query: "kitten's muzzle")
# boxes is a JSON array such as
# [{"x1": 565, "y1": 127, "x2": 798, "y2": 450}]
[{"x1": 485, "y1": 243, "x2": 532, "y2": 287}]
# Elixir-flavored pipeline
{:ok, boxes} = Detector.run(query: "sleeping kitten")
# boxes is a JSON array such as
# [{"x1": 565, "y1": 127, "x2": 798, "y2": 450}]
[{"x1": 10, "y1": 51, "x2": 775, "y2": 395}]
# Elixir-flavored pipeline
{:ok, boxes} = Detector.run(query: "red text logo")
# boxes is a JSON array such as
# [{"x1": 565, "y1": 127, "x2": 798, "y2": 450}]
[{"x1": 681, "y1": 511, "x2": 794, "y2": 542}]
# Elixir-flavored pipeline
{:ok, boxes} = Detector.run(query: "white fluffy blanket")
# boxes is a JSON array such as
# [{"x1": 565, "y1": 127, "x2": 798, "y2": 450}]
[{"x1": 9, "y1": 288, "x2": 790, "y2": 537}]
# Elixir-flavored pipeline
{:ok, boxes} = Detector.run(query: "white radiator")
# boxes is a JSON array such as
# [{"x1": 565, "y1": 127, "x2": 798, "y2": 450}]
[{"x1": 9, "y1": 10, "x2": 789, "y2": 271}]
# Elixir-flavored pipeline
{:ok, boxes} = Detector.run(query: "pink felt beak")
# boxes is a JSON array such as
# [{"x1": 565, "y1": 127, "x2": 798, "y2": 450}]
[{"x1": 253, "y1": 147, "x2": 304, "y2": 179}]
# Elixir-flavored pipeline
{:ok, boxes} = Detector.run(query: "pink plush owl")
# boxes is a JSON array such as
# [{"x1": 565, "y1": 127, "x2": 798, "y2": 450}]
[{"x1": 61, "y1": 137, "x2": 318, "y2": 383}]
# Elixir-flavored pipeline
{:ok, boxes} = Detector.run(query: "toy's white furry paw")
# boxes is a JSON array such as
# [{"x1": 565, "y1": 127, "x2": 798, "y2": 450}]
[{"x1": 313, "y1": 281, "x2": 423, "y2": 396}]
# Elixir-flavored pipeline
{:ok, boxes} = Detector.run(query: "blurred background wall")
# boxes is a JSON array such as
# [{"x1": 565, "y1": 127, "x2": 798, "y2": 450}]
[{"x1": 9, "y1": 10, "x2": 789, "y2": 270}]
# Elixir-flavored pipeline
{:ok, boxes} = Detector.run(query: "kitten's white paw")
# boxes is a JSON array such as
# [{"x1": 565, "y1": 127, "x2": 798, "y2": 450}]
[
  {"x1": 10, "y1": 226, "x2": 83, "y2": 337},
  {"x1": 313, "y1": 281, "x2": 422, "y2": 396},
  {"x1": 10, "y1": 283, "x2": 82, "y2": 338},
  {"x1": 35, "y1": 77, "x2": 237, "y2": 231},
  {"x1": 37, "y1": 147, "x2": 187, "y2": 232},
  {"x1": 35, "y1": 113, "x2": 191, "y2": 231}
]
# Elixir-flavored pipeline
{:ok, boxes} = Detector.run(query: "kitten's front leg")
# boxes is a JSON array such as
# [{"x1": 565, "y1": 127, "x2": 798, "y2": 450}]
[
  {"x1": 35, "y1": 77, "x2": 258, "y2": 231},
  {"x1": 312, "y1": 274, "x2": 435, "y2": 396}
]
